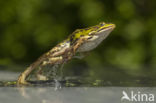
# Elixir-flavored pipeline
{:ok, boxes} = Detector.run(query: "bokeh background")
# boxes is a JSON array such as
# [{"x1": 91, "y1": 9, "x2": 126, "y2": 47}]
[{"x1": 0, "y1": 0, "x2": 156, "y2": 82}]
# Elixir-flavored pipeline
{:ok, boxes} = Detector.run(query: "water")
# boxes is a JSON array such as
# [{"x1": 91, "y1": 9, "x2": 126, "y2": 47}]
[
  {"x1": 0, "y1": 71, "x2": 19, "y2": 81},
  {"x1": 0, "y1": 87, "x2": 156, "y2": 103},
  {"x1": 0, "y1": 71, "x2": 156, "y2": 103}
]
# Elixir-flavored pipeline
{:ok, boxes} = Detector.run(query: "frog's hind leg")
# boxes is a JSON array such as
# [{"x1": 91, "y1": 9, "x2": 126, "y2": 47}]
[
  {"x1": 17, "y1": 66, "x2": 33, "y2": 85},
  {"x1": 17, "y1": 59, "x2": 43, "y2": 85},
  {"x1": 72, "y1": 36, "x2": 90, "y2": 53}
]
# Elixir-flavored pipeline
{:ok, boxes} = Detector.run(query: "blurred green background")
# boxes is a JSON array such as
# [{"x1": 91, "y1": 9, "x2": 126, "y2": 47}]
[{"x1": 0, "y1": 0, "x2": 156, "y2": 81}]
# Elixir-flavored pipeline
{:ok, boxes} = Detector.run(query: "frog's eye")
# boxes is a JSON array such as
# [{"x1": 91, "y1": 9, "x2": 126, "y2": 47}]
[{"x1": 100, "y1": 22, "x2": 105, "y2": 26}]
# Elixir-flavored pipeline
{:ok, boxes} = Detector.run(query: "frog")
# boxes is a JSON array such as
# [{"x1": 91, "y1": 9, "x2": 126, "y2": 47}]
[{"x1": 17, "y1": 22, "x2": 116, "y2": 85}]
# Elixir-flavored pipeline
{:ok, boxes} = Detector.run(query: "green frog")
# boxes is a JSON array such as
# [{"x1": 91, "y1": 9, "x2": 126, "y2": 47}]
[{"x1": 17, "y1": 22, "x2": 116, "y2": 85}]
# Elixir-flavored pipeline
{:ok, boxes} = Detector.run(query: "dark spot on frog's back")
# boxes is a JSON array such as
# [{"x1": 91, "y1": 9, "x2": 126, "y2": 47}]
[
  {"x1": 70, "y1": 38, "x2": 78, "y2": 45},
  {"x1": 69, "y1": 36, "x2": 74, "y2": 43},
  {"x1": 84, "y1": 28, "x2": 90, "y2": 30},
  {"x1": 80, "y1": 35, "x2": 84, "y2": 37},
  {"x1": 74, "y1": 38, "x2": 78, "y2": 42},
  {"x1": 87, "y1": 36, "x2": 92, "y2": 40},
  {"x1": 80, "y1": 29, "x2": 84, "y2": 32}
]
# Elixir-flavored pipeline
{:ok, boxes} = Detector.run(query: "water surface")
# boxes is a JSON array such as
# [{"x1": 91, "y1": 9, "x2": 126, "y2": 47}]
[{"x1": 0, "y1": 71, "x2": 156, "y2": 103}]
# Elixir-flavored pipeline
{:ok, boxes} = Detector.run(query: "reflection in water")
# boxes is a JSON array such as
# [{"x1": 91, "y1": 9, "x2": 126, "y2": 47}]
[
  {"x1": 0, "y1": 87, "x2": 156, "y2": 103},
  {"x1": 17, "y1": 87, "x2": 63, "y2": 103}
]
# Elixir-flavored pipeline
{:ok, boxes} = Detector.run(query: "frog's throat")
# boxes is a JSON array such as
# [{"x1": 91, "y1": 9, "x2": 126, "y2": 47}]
[{"x1": 77, "y1": 26, "x2": 114, "y2": 52}]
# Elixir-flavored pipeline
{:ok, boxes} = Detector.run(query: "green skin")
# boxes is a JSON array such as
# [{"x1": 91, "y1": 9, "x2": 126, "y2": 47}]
[{"x1": 15, "y1": 22, "x2": 115, "y2": 85}]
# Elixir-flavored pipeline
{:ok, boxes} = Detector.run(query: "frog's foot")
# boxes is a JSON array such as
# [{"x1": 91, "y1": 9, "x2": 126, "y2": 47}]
[{"x1": 17, "y1": 74, "x2": 30, "y2": 86}]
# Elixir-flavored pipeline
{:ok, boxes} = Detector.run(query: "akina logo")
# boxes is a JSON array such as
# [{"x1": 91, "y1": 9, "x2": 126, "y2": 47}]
[{"x1": 121, "y1": 91, "x2": 154, "y2": 102}]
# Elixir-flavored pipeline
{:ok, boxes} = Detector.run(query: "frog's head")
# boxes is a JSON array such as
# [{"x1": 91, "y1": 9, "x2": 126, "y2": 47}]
[
  {"x1": 69, "y1": 22, "x2": 116, "y2": 52},
  {"x1": 87, "y1": 22, "x2": 115, "y2": 36}
]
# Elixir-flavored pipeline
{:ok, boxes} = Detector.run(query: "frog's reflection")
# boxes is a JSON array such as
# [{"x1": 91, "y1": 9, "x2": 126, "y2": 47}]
[{"x1": 17, "y1": 86, "x2": 63, "y2": 103}]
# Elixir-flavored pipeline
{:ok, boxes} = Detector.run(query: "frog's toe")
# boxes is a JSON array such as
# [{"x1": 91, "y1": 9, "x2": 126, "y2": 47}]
[{"x1": 17, "y1": 75, "x2": 29, "y2": 85}]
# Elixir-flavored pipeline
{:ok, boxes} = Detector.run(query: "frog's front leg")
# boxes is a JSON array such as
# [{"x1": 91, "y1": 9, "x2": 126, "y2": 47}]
[{"x1": 73, "y1": 36, "x2": 90, "y2": 53}]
